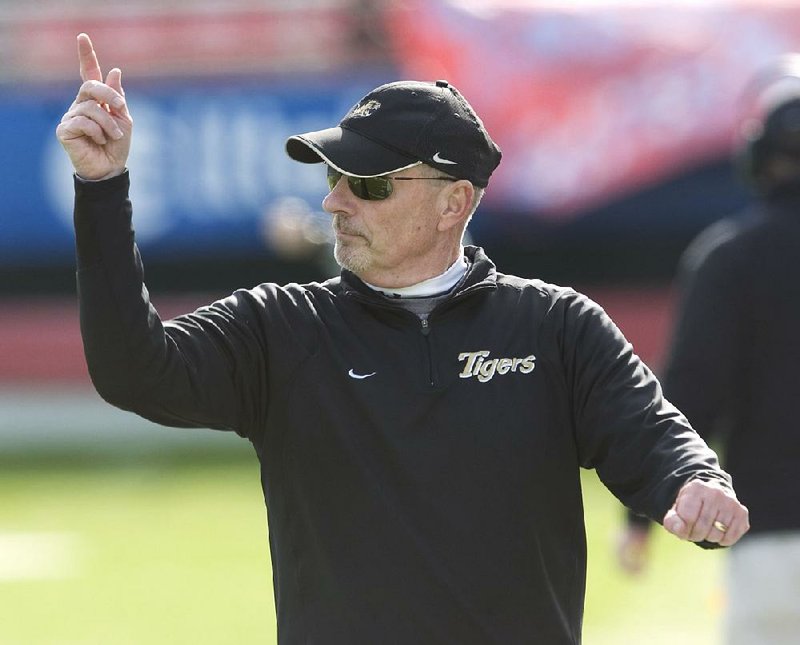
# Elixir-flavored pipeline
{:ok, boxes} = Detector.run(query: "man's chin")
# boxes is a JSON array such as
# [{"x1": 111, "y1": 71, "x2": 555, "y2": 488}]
[{"x1": 334, "y1": 245, "x2": 372, "y2": 275}]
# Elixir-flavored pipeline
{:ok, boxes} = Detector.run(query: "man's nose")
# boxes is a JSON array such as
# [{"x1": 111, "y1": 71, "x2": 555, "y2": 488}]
[{"x1": 322, "y1": 174, "x2": 354, "y2": 215}]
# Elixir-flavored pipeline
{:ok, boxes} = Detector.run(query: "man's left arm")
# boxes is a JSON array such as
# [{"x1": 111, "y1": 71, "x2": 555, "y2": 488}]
[{"x1": 557, "y1": 291, "x2": 749, "y2": 547}]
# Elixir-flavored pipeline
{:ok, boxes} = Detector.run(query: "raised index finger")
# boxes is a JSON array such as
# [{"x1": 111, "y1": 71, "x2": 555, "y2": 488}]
[{"x1": 78, "y1": 33, "x2": 102, "y2": 83}]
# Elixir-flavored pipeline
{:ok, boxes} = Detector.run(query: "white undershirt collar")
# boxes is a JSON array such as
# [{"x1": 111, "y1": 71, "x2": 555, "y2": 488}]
[{"x1": 363, "y1": 251, "x2": 469, "y2": 298}]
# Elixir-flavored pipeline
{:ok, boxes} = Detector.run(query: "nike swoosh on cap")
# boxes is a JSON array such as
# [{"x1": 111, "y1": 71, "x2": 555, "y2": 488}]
[
  {"x1": 432, "y1": 152, "x2": 457, "y2": 165},
  {"x1": 348, "y1": 369, "x2": 377, "y2": 379}
]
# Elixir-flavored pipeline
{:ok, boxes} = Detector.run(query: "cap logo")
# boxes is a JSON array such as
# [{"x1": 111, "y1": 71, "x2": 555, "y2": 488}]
[
  {"x1": 432, "y1": 151, "x2": 457, "y2": 165},
  {"x1": 350, "y1": 100, "x2": 381, "y2": 118}
]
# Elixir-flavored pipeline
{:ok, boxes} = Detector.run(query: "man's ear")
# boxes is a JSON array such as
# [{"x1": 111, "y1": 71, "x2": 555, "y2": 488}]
[{"x1": 437, "y1": 180, "x2": 474, "y2": 232}]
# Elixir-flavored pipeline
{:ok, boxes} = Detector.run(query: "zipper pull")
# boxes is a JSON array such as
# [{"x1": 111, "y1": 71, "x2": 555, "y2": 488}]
[{"x1": 420, "y1": 317, "x2": 430, "y2": 336}]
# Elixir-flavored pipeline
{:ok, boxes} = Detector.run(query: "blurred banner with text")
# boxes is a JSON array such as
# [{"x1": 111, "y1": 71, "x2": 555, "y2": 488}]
[{"x1": 3, "y1": 1, "x2": 800, "y2": 266}]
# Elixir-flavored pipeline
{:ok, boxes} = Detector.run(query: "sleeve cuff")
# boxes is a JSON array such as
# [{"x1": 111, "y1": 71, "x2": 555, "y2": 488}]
[{"x1": 74, "y1": 169, "x2": 130, "y2": 196}]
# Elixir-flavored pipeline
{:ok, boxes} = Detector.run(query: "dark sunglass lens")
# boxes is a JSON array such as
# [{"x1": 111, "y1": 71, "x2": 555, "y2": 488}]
[
  {"x1": 327, "y1": 167, "x2": 394, "y2": 201},
  {"x1": 363, "y1": 177, "x2": 392, "y2": 200},
  {"x1": 345, "y1": 176, "x2": 392, "y2": 201},
  {"x1": 348, "y1": 177, "x2": 369, "y2": 200},
  {"x1": 326, "y1": 167, "x2": 343, "y2": 192}
]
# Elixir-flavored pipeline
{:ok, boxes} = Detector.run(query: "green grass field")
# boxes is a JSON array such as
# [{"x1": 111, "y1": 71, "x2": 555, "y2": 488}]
[{"x1": 0, "y1": 447, "x2": 724, "y2": 644}]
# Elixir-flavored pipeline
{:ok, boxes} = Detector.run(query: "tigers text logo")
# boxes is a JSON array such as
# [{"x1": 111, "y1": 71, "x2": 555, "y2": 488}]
[{"x1": 458, "y1": 350, "x2": 536, "y2": 383}]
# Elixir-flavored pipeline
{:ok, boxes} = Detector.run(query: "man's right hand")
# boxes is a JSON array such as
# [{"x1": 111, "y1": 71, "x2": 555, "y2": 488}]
[{"x1": 56, "y1": 33, "x2": 132, "y2": 181}]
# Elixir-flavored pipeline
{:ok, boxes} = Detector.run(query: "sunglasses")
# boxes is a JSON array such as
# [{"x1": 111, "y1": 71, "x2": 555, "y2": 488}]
[{"x1": 326, "y1": 167, "x2": 458, "y2": 201}]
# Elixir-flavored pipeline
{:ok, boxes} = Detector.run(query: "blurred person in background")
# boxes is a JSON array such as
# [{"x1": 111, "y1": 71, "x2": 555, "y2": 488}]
[
  {"x1": 617, "y1": 58, "x2": 800, "y2": 645},
  {"x1": 58, "y1": 34, "x2": 748, "y2": 644},
  {"x1": 260, "y1": 195, "x2": 340, "y2": 277}
]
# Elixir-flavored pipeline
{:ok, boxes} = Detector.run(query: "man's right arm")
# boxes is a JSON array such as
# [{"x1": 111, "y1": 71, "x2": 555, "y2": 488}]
[
  {"x1": 74, "y1": 172, "x2": 268, "y2": 437},
  {"x1": 61, "y1": 35, "x2": 269, "y2": 438}
]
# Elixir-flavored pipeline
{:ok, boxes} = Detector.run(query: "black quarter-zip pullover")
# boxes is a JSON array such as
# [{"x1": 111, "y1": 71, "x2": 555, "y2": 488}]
[{"x1": 74, "y1": 171, "x2": 732, "y2": 644}]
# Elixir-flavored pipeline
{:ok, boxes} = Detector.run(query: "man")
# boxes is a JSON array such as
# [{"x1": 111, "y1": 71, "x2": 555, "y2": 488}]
[
  {"x1": 58, "y1": 33, "x2": 748, "y2": 644},
  {"x1": 617, "y1": 67, "x2": 800, "y2": 644}
]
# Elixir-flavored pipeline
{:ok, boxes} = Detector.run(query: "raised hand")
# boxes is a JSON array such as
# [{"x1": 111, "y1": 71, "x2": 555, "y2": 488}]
[{"x1": 56, "y1": 33, "x2": 133, "y2": 180}]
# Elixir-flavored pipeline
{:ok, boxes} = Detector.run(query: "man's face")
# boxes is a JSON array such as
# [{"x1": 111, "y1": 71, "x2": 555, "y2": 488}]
[{"x1": 322, "y1": 165, "x2": 450, "y2": 285}]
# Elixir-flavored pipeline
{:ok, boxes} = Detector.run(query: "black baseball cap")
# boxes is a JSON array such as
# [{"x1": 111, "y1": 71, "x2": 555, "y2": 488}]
[{"x1": 285, "y1": 80, "x2": 502, "y2": 188}]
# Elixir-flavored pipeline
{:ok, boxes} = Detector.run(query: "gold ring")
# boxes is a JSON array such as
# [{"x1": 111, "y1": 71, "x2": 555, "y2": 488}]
[{"x1": 713, "y1": 520, "x2": 729, "y2": 533}]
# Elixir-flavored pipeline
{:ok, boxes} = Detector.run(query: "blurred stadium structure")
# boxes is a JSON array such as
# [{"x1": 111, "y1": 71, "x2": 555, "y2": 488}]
[
  {"x1": 3, "y1": 0, "x2": 800, "y2": 445},
  {"x1": 0, "y1": 0, "x2": 388, "y2": 81}
]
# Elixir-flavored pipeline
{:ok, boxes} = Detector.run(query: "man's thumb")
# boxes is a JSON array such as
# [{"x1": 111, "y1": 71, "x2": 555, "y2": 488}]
[{"x1": 663, "y1": 508, "x2": 687, "y2": 537}]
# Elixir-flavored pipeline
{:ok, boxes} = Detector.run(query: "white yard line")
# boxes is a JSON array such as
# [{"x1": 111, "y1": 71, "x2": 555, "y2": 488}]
[{"x1": 0, "y1": 385, "x2": 245, "y2": 453}]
